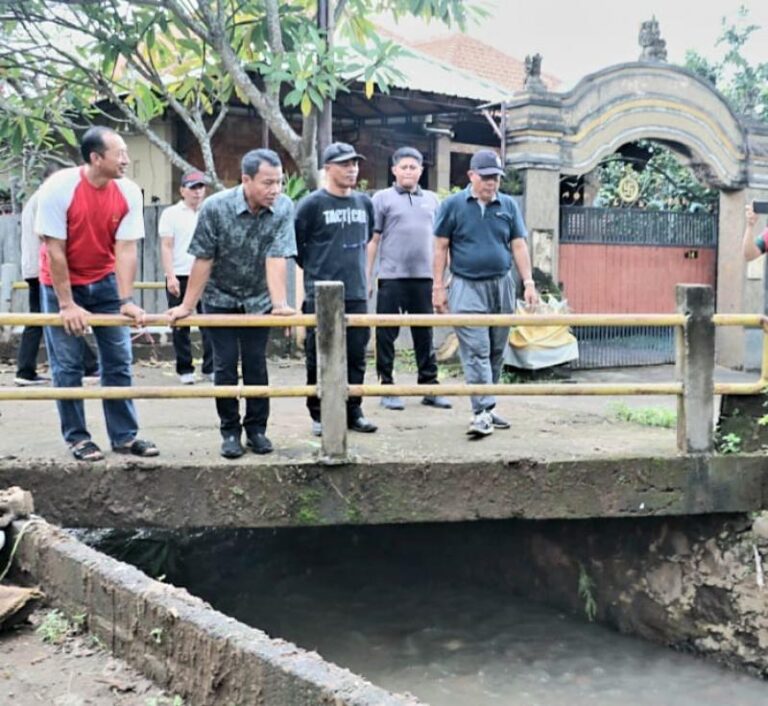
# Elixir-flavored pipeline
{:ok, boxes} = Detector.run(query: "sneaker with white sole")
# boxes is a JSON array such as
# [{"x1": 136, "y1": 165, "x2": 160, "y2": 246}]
[
  {"x1": 311, "y1": 421, "x2": 322, "y2": 437},
  {"x1": 489, "y1": 411, "x2": 510, "y2": 429},
  {"x1": 467, "y1": 411, "x2": 493, "y2": 438},
  {"x1": 179, "y1": 372, "x2": 196, "y2": 385},
  {"x1": 14, "y1": 374, "x2": 50, "y2": 386}
]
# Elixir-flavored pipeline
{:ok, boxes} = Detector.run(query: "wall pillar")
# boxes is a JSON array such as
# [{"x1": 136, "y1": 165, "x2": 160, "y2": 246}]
[
  {"x1": 432, "y1": 135, "x2": 452, "y2": 193},
  {"x1": 519, "y1": 168, "x2": 561, "y2": 280}
]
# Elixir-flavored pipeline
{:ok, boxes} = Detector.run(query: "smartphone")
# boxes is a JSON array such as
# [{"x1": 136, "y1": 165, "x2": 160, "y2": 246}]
[{"x1": 754, "y1": 201, "x2": 768, "y2": 214}]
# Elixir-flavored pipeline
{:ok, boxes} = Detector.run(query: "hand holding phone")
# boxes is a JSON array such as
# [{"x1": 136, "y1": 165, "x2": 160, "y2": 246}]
[{"x1": 754, "y1": 201, "x2": 768, "y2": 215}]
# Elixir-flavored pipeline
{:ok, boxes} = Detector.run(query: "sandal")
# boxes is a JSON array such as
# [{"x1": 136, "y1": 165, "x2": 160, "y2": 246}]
[
  {"x1": 71, "y1": 440, "x2": 104, "y2": 462},
  {"x1": 113, "y1": 439, "x2": 159, "y2": 457}
]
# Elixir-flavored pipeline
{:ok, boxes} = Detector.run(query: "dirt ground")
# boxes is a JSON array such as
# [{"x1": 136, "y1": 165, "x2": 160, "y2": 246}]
[
  {"x1": 0, "y1": 354, "x2": 757, "y2": 466},
  {"x1": 0, "y1": 606, "x2": 174, "y2": 706}
]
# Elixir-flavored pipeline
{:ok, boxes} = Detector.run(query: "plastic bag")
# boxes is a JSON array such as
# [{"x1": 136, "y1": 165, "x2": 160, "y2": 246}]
[{"x1": 505, "y1": 295, "x2": 579, "y2": 369}]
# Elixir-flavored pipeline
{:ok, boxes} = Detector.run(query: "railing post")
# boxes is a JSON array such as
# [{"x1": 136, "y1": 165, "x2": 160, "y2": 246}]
[
  {"x1": 675, "y1": 284, "x2": 715, "y2": 453},
  {"x1": 315, "y1": 281, "x2": 348, "y2": 463}
]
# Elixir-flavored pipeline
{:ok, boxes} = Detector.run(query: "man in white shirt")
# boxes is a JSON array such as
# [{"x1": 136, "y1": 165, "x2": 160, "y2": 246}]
[{"x1": 158, "y1": 170, "x2": 213, "y2": 384}]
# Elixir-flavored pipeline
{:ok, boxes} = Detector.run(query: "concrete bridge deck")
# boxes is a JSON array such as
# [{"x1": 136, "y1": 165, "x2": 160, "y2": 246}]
[{"x1": 1, "y1": 359, "x2": 764, "y2": 528}]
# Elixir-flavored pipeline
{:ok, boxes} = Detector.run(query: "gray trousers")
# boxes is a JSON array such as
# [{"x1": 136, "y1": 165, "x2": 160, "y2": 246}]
[{"x1": 448, "y1": 272, "x2": 515, "y2": 414}]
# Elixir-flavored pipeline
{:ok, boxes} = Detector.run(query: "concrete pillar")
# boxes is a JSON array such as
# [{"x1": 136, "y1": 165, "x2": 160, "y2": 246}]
[
  {"x1": 433, "y1": 135, "x2": 452, "y2": 192},
  {"x1": 519, "y1": 168, "x2": 560, "y2": 280},
  {"x1": 716, "y1": 189, "x2": 750, "y2": 368},
  {"x1": 315, "y1": 281, "x2": 348, "y2": 463},
  {"x1": 676, "y1": 284, "x2": 715, "y2": 454}
]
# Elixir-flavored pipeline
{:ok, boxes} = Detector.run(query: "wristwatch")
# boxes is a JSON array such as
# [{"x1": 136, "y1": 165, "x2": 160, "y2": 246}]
[{"x1": 119, "y1": 296, "x2": 134, "y2": 306}]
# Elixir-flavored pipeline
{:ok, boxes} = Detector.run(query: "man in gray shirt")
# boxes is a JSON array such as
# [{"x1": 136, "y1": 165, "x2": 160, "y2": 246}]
[
  {"x1": 167, "y1": 149, "x2": 296, "y2": 458},
  {"x1": 367, "y1": 147, "x2": 451, "y2": 411}
]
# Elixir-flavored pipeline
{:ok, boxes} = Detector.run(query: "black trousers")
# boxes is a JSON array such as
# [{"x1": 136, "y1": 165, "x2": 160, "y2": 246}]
[
  {"x1": 204, "y1": 303, "x2": 270, "y2": 436},
  {"x1": 375, "y1": 278, "x2": 438, "y2": 385},
  {"x1": 166, "y1": 276, "x2": 213, "y2": 375},
  {"x1": 16, "y1": 277, "x2": 98, "y2": 379},
  {"x1": 303, "y1": 299, "x2": 369, "y2": 423}
]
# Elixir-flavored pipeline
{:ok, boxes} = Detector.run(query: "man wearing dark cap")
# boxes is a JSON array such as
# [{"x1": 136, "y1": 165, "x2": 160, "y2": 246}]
[
  {"x1": 367, "y1": 146, "x2": 451, "y2": 411},
  {"x1": 159, "y1": 169, "x2": 213, "y2": 384},
  {"x1": 433, "y1": 149, "x2": 538, "y2": 439},
  {"x1": 295, "y1": 141, "x2": 378, "y2": 435}
]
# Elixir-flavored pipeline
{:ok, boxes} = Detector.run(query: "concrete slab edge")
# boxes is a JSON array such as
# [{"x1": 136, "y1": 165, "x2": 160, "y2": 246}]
[
  {"x1": 1, "y1": 456, "x2": 766, "y2": 528},
  {"x1": 9, "y1": 518, "x2": 422, "y2": 706}
]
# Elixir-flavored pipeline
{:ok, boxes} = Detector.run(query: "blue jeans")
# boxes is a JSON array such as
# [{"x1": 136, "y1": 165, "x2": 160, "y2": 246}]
[{"x1": 41, "y1": 273, "x2": 138, "y2": 447}]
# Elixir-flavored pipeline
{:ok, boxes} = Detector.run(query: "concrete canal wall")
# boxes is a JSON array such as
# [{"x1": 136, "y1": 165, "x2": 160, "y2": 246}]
[{"x1": 8, "y1": 518, "x2": 421, "y2": 706}]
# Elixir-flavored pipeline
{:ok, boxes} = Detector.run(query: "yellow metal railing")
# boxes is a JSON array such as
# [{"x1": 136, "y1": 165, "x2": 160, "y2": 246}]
[{"x1": 0, "y1": 311, "x2": 766, "y2": 402}]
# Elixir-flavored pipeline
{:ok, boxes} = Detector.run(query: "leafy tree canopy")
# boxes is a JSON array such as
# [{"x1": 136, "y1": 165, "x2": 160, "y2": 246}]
[
  {"x1": 0, "y1": 0, "x2": 482, "y2": 193},
  {"x1": 684, "y1": 6, "x2": 768, "y2": 122}
]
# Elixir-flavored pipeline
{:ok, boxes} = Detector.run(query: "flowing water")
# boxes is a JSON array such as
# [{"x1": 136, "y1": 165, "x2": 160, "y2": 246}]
[{"x1": 94, "y1": 524, "x2": 768, "y2": 706}]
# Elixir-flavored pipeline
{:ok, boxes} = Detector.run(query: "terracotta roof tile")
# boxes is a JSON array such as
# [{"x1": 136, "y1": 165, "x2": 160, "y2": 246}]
[{"x1": 410, "y1": 34, "x2": 560, "y2": 93}]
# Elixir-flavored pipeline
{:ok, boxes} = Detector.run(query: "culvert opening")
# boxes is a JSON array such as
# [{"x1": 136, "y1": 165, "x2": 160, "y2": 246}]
[{"x1": 80, "y1": 514, "x2": 768, "y2": 706}]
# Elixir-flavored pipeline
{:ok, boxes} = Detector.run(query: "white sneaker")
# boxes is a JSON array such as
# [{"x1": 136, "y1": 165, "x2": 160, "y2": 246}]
[
  {"x1": 467, "y1": 411, "x2": 493, "y2": 438},
  {"x1": 179, "y1": 372, "x2": 196, "y2": 385},
  {"x1": 489, "y1": 411, "x2": 510, "y2": 429}
]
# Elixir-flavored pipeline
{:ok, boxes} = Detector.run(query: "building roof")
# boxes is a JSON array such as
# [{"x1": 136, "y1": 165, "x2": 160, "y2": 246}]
[
  {"x1": 411, "y1": 34, "x2": 560, "y2": 93},
  {"x1": 382, "y1": 46, "x2": 512, "y2": 103}
]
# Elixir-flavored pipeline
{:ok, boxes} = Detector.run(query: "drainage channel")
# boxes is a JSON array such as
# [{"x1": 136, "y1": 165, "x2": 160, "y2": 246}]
[{"x1": 71, "y1": 516, "x2": 768, "y2": 706}]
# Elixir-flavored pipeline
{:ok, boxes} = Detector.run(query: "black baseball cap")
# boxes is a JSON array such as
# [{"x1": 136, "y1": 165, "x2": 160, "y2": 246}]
[
  {"x1": 323, "y1": 142, "x2": 366, "y2": 164},
  {"x1": 469, "y1": 150, "x2": 505, "y2": 176},
  {"x1": 181, "y1": 170, "x2": 207, "y2": 187}
]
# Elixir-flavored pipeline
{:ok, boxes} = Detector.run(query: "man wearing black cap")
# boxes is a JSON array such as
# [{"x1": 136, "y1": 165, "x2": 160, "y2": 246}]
[
  {"x1": 433, "y1": 149, "x2": 538, "y2": 439},
  {"x1": 159, "y1": 169, "x2": 213, "y2": 384},
  {"x1": 367, "y1": 146, "x2": 451, "y2": 412},
  {"x1": 295, "y1": 141, "x2": 378, "y2": 435}
]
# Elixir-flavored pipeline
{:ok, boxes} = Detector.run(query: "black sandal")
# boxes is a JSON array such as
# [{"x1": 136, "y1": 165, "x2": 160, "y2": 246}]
[
  {"x1": 113, "y1": 439, "x2": 159, "y2": 457},
  {"x1": 71, "y1": 440, "x2": 104, "y2": 462}
]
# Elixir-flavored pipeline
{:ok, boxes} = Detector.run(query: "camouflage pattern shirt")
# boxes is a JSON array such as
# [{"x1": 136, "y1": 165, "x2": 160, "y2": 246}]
[{"x1": 188, "y1": 187, "x2": 297, "y2": 313}]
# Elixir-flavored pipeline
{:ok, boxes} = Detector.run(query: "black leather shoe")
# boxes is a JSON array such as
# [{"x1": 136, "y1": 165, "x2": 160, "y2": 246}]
[
  {"x1": 220, "y1": 435, "x2": 244, "y2": 459},
  {"x1": 348, "y1": 417, "x2": 378, "y2": 433},
  {"x1": 246, "y1": 432, "x2": 274, "y2": 454}
]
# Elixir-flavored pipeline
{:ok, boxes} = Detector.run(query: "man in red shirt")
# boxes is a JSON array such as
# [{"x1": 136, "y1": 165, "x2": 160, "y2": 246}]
[{"x1": 37, "y1": 126, "x2": 158, "y2": 461}]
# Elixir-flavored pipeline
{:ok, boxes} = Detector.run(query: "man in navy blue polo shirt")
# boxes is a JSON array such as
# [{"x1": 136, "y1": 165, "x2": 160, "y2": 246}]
[{"x1": 433, "y1": 150, "x2": 538, "y2": 439}]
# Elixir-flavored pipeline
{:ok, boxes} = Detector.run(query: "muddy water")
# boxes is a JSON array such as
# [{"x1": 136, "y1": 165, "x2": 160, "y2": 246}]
[{"x1": 94, "y1": 524, "x2": 768, "y2": 706}]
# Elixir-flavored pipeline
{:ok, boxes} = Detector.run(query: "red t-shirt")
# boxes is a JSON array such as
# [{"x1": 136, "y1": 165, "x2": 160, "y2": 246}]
[{"x1": 36, "y1": 167, "x2": 144, "y2": 286}]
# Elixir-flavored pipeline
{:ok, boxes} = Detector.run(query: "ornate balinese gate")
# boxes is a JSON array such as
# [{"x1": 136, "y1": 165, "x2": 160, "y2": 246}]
[
  {"x1": 559, "y1": 205, "x2": 717, "y2": 367},
  {"x1": 499, "y1": 30, "x2": 768, "y2": 368}
]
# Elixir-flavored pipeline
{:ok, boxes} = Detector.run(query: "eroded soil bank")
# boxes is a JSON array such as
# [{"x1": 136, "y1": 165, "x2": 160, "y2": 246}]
[
  {"x1": 444, "y1": 513, "x2": 768, "y2": 676},
  {"x1": 94, "y1": 514, "x2": 768, "y2": 681}
]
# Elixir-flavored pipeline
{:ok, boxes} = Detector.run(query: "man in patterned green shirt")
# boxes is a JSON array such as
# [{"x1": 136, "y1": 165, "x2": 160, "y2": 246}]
[{"x1": 167, "y1": 149, "x2": 297, "y2": 458}]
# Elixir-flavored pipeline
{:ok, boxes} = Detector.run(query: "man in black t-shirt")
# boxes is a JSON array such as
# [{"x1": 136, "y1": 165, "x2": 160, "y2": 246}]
[{"x1": 295, "y1": 142, "x2": 378, "y2": 435}]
